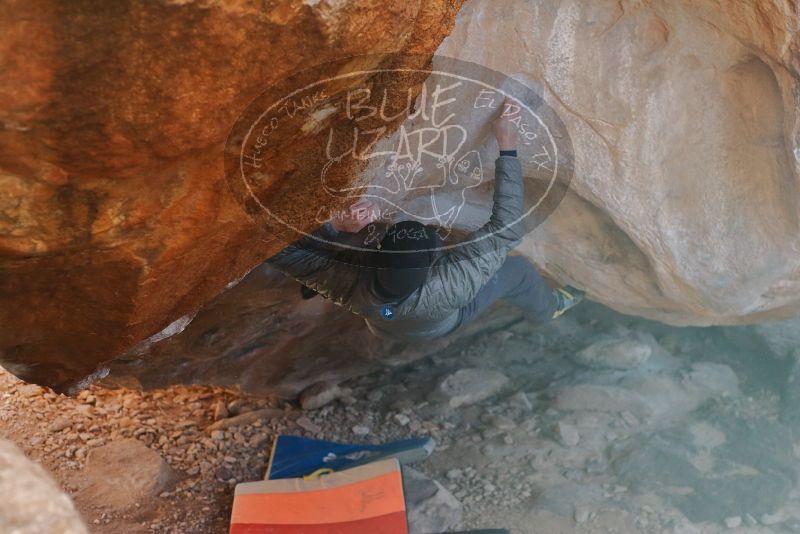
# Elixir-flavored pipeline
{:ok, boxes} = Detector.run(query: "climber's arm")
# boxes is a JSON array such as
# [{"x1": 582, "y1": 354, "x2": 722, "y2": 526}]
[
  {"x1": 267, "y1": 222, "x2": 342, "y2": 281},
  {"x1": 421, "y1": 96, "x2": 523, "y2": 311},
  {"x1": 424, "y1": 155, "x2": 524, "y2": 310},
  {"x1": 267, "y1": 199, "x2": 381, "y2": 306}
]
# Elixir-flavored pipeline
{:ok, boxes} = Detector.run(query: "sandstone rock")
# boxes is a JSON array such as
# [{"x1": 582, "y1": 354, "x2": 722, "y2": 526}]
[
  {"x1": 572, "y1": 339, "x2": 652, "y2": 370},
  {"x1": 0, "y1": 439, "x2": 88, "y2": 534},
  {"x1": 403, "y1": 467, "x2": 463, "y2": 534},
  {"x1": 5, "y1": 0, "x2": 799, "y2": 399},
  {"x1": 432, "y1": 368, "x2": 510, "y2": 408},
  {"x1": 437, "y1": 0, "x2": 800, "y2": 325},
  {"x1": 76, "y1": 439, "x2": 176, "y2": 512},
  {"x1": 0, "y1": 0, "x2": 466, "y2": 391}
]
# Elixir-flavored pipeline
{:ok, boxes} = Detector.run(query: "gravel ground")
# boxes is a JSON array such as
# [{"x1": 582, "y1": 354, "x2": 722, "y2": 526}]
[{"x1": 2, "y1": 302, "x2": 800, "y2": 534}]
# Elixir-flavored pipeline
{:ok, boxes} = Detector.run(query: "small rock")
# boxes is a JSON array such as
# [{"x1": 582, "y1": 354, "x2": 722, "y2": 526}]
[
  {"x1": 620, "y1": 410, "x2": 639, "y2": 427},
  {"x1": 296, "y1": 416, "x2": 322, "y2": 435},
  {"x1": 352, "y1": 425, "x2": 370, "y2": 436},
  {"x1": 210, "y1": 430, "x2": 225, "y2": 441},
  {"x1": 49, "y1": 416, "x2": 72, "y2": 433},
  {"x1": 488, "y1": 414, "x2": 516, "y2": 431},
  {"x1": 557, "y1": 422, "x2": 580, "y2": 447},
  {"x1": 206, "y1": 408, "x2": 283, "y2": 432},
  {"x1": 572, "y1": 339, "x2": 652, "y2": 370},
  {"x1": 16, "y1": 384, "x2": 43, "y2": 398},
  {"x1": 394, "y1": 413, "x2": 411, "y2": 426},
  {"x1": 508, "y1": 391, "x2": 533, "y2": 411},
  {"x1": 403, "y1": 467, "x2": 463, "y2": 534},
  {"x1": 227, "y1": 399, "x2": 244, "y2": 416},
  {"x1": 75, "y1": 439, "x2": 176, "y2": 512},
  {"x1": 338, "y1": 394, "x2": 357, "y2": 406},
  {"x1": 117, "y1": 417, "x2": 134, "y2": 429},
  {"x1": 213, "y1": 401, "x2": 229, "y2": 421},
  {"x1": 575, "y1": 506, "x2": 590, "y2": 524},
  {"x1": 446, "y1": 469, "x2": 463, "y2": 480},
  {"x1": 724, "y1": 516, "x2": 742, "y2": 528},
  {"x1": 431, "y1": 368, "x2": 510, "y2": 408},
  {"x1": 248, "y1": 433, "x2": 270, "y2": 449},
  {"x1": 553, "y1": 384, "x2": 651, "y2": 417},
  {"x1": 366, "y1": 389, "x2": 384, "y2": 402},
  {"x1": 761, "y1": 512, "x2": 783, "y2": 526},
  {"x1": 299, "y1": 381, "x2": 349, "y2": 411}
]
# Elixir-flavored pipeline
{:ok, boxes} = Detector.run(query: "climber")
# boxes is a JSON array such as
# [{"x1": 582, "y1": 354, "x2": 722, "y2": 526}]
[{"x1": 268, "y1": 97, "x2": 584, "y2": 342}]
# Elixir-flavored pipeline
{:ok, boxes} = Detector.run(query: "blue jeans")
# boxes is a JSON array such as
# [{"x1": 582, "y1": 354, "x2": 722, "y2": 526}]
[{"x1": 454, "y1": 255, "x2": 557, "y2": 329}]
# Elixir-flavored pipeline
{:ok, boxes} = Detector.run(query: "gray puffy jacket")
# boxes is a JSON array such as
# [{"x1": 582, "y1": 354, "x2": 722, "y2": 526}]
[{"x1": 268, "y1": 156, "x2": 524, "y2": 341}]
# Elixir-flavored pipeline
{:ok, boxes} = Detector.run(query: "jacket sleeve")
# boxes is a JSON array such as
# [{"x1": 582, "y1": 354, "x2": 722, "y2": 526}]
[
  {"x1": 267, "y1": 223, "x2": 362, "y2": 307},
  {"x1": 420, "y1": 155, "x2": 525, "y2": 312}
]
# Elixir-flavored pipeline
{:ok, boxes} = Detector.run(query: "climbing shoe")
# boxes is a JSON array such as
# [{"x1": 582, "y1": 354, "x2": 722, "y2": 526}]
[{"x1": 552, "y1": 285, "x2": 584, "y2": 318}]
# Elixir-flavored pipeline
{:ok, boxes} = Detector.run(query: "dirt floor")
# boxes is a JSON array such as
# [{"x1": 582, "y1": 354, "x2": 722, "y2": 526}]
[{"x1": 2, "y1": 302, "x2": 800, "y2": 533}]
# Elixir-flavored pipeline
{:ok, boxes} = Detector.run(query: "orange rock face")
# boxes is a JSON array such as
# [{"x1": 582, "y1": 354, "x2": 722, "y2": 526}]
[{"x1": 0, "y1": 0, "x2": 465, "y2": 390}]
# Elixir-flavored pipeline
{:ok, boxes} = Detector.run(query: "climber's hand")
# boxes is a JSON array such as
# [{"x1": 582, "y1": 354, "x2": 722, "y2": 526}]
[
  {"x1": 330, "y1": 198, "x2": 381, "y2": 233},
  {"x1": 492, "y1": 96, "x2": 519, "y2": 152}
]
